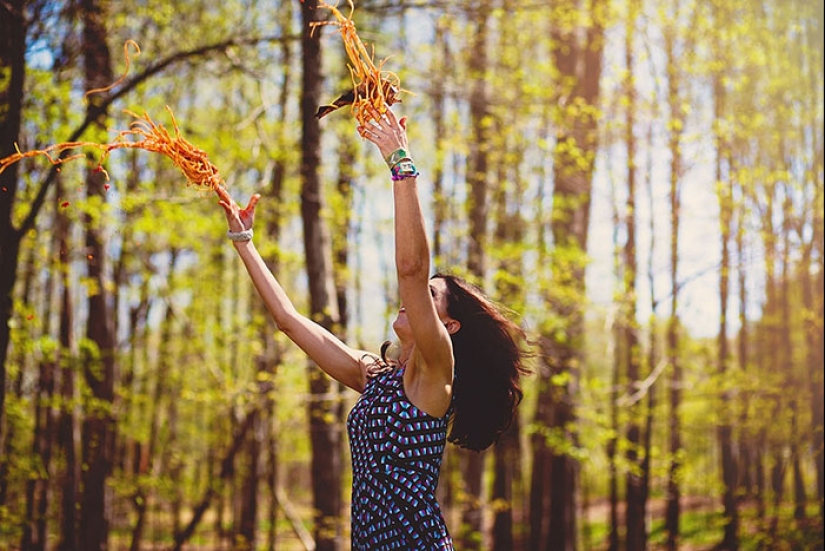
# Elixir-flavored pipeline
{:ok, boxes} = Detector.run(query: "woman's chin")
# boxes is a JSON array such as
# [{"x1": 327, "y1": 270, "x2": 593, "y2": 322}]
[{"x1": 392, "y1": 318, "x2": 411, "y2": 339}]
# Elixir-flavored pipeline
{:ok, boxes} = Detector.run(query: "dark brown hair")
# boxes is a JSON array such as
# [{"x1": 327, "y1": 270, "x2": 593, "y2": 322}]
[{"x1": 433, "y1": 273, "x2": 529, "y2": 451}]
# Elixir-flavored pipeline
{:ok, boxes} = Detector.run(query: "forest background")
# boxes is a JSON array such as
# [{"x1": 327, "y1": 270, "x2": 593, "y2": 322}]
[{"x1": 0, "y1": 0, "x2": 822, "y2": 550}]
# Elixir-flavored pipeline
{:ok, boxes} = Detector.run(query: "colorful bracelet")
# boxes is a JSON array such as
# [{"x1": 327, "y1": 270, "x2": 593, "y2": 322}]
[
  {"x1": 385, "y1": 148, "x2": 409, "y2": 168},
  {"x1": 227, "y1": 228, "x2": 253, "y2": 242},
  {"x1": 391, "y1": 159, "x2": 419, "y2": 181}
]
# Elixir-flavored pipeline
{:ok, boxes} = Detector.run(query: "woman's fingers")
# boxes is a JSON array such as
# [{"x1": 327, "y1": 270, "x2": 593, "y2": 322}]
[
  {"x1": 216, "y1": 186, "x2": 261, "y2": 232},
  {"x1": 357, "y1": 108, "x2": 410, "y2": 159},
  {"x1": 383, "y1": 107, "x2": 400, "y2": 126},
  {"x1": 214, "y1": 184, "x2": 233, "y2": 204},
  {"x1": 244, "y1": 193, "x2": 261, "y2": 214}
]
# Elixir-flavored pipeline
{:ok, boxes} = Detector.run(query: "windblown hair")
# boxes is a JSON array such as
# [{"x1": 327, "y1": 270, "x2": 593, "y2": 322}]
[{"x1": 433, "y1": 274, "x2": 530, "y2": 452}]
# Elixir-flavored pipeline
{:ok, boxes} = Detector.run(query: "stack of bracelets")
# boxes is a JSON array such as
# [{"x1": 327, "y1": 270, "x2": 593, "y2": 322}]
[{"x1": 385, "y1": 148, "x2": 419, "y2": 181}]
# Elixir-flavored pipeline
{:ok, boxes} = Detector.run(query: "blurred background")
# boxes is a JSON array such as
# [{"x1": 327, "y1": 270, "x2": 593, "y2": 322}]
[{"x1": 0, "y1": 0, "x2": 822, "y2": 549}]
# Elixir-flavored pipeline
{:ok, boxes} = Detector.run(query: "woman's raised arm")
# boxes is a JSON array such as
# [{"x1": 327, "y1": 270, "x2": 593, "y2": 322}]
[
  {"x1": 216, "y1": 186, "x2": 370, "y2": 392},
  {"x1": 357, "y1": 111, "x2": 454, "y2": 386}
]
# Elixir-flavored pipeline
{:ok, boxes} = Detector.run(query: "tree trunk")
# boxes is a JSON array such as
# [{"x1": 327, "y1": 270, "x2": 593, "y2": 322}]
[
  {"x1": 261, "y1": 158, "x2": 287, "y2": 550},
  {"x1": 735, "y1": 193, "x2": 752, "y2": 499},
  {"x1": 300, "y1": 3, "x2": 344, "y2": 549},
  {"x1": 239, "y1": 412, "x2": 262, "y2": 550},
  {"x1": 713, "y1": 31, "x2": 739, "y2": 547},
  {"x1": 607, "y1": 162, "x2": 622, "y2": 551},
  {"x1": 490, "y1": 63, "x2": 527, "y2": 548},
  {"x1": 530, "y1": 1, "x2": 604, "y2": 549},
  {"x1": 608, "y1": 261, "x2": 621, "y2": 551},
  {"x1": 130, "y1": 251, "x2": 179, "y2": 551},
  {"x1": 79, "y1": 1, "x2": 116, "y2": 548},
  {"x1": 663, "y1": 8, "x2": 685, "y2": 548},
  {"x1": 755, "y1": 192, "x2": 776, "y2": 523},
  {"x1": 0, "y1": 0, "x2": 26, "y2": 467},
  {"x1": 56, "y1": 176, "x2": 80, "y2": 551},
  {"x1": 780, "y1": 191, "x2": 807, "y2": 526},
  {"x1": 430, "y1": 16, "x2": 451, "y2": 262},
  {"x1": 173, "y1": 411, "x2": 258, "y2": 550},
  {"x1": 622, "y1": 3, "x2": 646, "y2": 548},
  {"x1": 264, "y1": 11, "x2": 293, "y2": 547},
  {"x1": 641, "y1": 116, "x2": 657, "y2": 551},
  {"x1": 22, "y1": 217, "x2": 60, "y2": 551}
]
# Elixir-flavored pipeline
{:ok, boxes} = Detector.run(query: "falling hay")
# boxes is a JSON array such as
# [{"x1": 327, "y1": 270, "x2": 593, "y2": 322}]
[
  {"x1": 0, "y1": 39, "x2": 225, "y2": 194},
  {"x1": 0, "y1": 107, "x2": 224, "y2": 192},
  {"x1": 310, "y1": 0, "x2": 409, "y2": 125}
]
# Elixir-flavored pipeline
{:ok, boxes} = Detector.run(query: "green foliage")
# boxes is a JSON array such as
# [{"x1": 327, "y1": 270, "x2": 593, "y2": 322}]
[{"x1": 0, "y1": 0, "x2": 821, "y2": 548}]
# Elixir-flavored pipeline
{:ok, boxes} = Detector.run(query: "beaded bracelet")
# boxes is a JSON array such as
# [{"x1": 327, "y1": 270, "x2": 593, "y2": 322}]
[
  {"x1": 391, "y1": 159, "x2": 419, "y2": 181},
  {"x1": 227, "y1": 228, "x2": 253, "y2": 242}
]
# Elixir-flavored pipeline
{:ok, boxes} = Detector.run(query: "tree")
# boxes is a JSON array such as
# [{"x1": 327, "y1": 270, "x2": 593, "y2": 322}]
[
  {"x1": 530, "y1": 0, "x2": 606, "y2": 549},
  {"x1": 55, "y1": 174, "x2": 79, "y2": 551},
  {"x1": 621, "y1": 1, "x2": 646, "y2": 547},
  {"x1": 661, "y1": 0, "x2": 692, "y2": 546},
  {"x1": 0, "y1": 0, "x2": 27, "y2": 462},
  {"x1": 711, "y1": 2, "x2": 739, "y2": 547},
  {"x1": 78, "y1": 1, "x2": 117, "y2": 548},
  {"x1": 299, "y1": 2, "x2": 345, "y2": 548},
  {"x1": 490, "y1": 1, "x2": 530, "y2": 547}
]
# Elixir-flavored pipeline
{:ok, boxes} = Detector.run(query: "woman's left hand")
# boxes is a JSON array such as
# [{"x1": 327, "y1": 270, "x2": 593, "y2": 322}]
[{"x1": 357, "y1": 107, "x2": 409, "y2": 160}]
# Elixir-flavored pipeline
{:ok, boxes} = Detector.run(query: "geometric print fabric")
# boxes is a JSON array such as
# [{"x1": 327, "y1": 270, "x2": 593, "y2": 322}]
[{"x1": 347, "y1": 365, "x2": 454, "y2": 550}]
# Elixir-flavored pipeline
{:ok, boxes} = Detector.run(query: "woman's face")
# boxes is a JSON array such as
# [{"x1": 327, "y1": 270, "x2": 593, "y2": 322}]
[{"x1": 392, "y1": 278, "x2": 455, "y2": 337}]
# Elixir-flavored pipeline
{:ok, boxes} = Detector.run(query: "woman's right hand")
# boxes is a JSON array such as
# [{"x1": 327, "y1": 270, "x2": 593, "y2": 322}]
[
  {"x1": 357, "y1": 107, "x2": 409, "y2": 161},
  {"x1": 216, "y1": 185, "x2": 260, "y2": 234}
]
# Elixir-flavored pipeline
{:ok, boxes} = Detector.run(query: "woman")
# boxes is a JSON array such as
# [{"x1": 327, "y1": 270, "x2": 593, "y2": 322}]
[{"x1": 217, "y1": 108, "x2": 528, "y2": 550}]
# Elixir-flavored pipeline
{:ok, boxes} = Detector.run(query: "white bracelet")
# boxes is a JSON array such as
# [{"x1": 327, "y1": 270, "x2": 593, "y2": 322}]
[{"x1": 227, "y1": 228, "x2": 253, "y2": 242}]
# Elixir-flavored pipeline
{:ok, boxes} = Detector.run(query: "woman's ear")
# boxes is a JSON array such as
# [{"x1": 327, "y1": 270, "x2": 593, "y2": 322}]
[{"x1": 445, "y1": 319, "x2": 461, "y2": 335}]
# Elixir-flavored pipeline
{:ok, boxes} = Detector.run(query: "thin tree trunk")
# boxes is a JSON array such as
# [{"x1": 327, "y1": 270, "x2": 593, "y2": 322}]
[
  {"x1": 713, "y1": 26, "x2": 739, "y2": 545},
  {"x1": 641, "y1": 115, "x2": 658, "y2": 551},
  {"x1": 299, "y1": 3, "x2": 344, "y2": 548},
  {"x1": 79, "y1": 1, "x2": 116, "y2": 548},
  {"x1": 607, "y1": 166, "x2": 621, "y2": 551},
  {"x1": 430, "y1": 16, "x2": 451, "y2": 262},
  {"x1": 780, "y1": 190, "x2": 807, "y2": 526},
  {"x1": 129, "y1": 251, "x2": 179, "y2": 551},
  {"x1": 642, "y1": 114, "x2": 660, "y2": 540},
  {"x1": 663, "y1": 7, "x2": 685, "y2": 547},
  {"x1": 56, "y1": 174, "x2": 79, "y2": 551},
  {"x1": 622, "y1": 3, "x2": 645, "y2": 548},
  {"x1": 534, "y1": 1, "x2": 604, "y2": 549},
  {"x1": 755, "y1": 193, "x2": 776, "y2": 523},
  {"x1": 490, "y1": 97, "x2": 526, "y2": 549},
  {"x1": 264, "y1": 10, "x2": 293, "y2": 548},
  {"x1": 173, "y1": 410, "x2": 258, "y2": 550},
  {"x1": 22, "y1": 205, "x2": 60, "y2": 551},
  {"x1": 735, "y1": 191, "x2": 752, "y2": 500},
  {"x1": 751, "y1": 160, "x2": 778, "y2": 528}
]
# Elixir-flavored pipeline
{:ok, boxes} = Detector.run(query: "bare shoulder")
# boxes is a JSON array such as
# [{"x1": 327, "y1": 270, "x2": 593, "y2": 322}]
[{"x1": 403, "y1": 355, "x2": 453, "y2": 418}]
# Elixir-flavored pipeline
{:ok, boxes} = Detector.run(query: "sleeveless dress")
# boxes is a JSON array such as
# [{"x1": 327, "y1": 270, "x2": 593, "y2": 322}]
[{"x1": 347, "y1": 365, "x2": 454, "y2": 550}]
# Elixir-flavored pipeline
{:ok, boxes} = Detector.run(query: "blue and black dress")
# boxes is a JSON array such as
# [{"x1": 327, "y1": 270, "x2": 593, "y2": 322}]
[{"x1": 347, "y1": 364, "x2": 454, "y2": 550}]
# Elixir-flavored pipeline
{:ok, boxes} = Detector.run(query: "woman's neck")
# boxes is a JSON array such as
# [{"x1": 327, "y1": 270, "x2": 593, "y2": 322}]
[
  {"x1": 384, "y1": 339, "x2": 414, "y2": 367},
  {"x1": 398, "y1": 349, "x2": 412, "y2": 367}
]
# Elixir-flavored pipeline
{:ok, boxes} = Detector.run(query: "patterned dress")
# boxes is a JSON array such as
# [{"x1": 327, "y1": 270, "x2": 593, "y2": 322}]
[{"x1": 347, "y1": 365, "x2": 454, "y2": 550}]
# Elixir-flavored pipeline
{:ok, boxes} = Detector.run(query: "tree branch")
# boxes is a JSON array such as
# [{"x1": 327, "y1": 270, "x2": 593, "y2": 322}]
[{"x1": 18, "y1": 33, "x2": 296, "y2": 235}]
